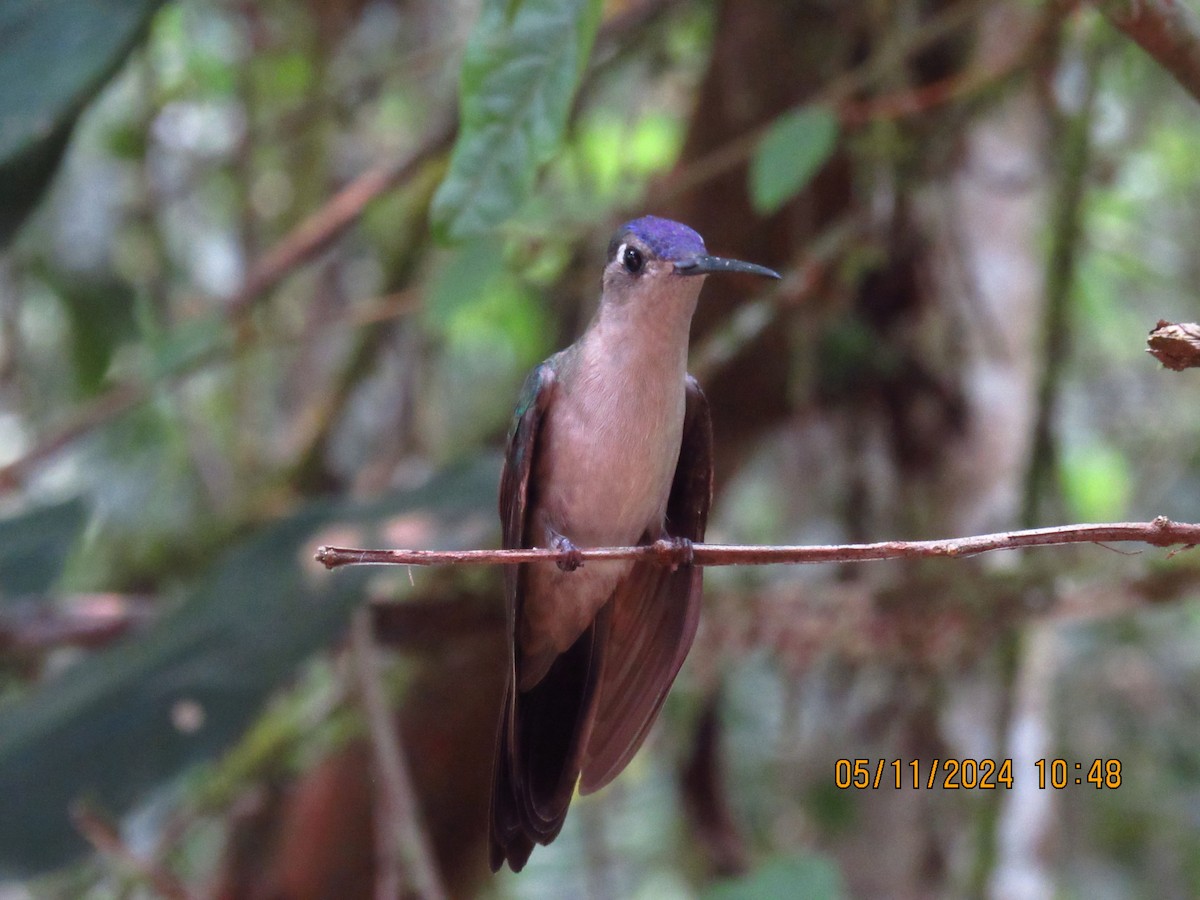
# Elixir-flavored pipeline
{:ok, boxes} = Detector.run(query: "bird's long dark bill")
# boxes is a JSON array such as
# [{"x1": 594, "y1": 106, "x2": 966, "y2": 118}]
[{"x1": 673, "y1": 255, "x2": 780, "y2": 279}]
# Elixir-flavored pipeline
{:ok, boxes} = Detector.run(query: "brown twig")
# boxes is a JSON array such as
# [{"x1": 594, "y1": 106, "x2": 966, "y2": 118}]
[
  {"x1": 349, "y1": 609, "x2": 448, "y2": 900},
  {"x1": 837, "y1": 13, "x2": 1032, "y2": 128},
  {"x1": 317, "y1": 516, "x2": 1199, "y2": 570},
  {"x1": 0, "y1": 383, "x2": 147, "y2": 492},
  {"x1": 0, "y1": 288, "x2": 421, "y2": 493},
  {"x1": 0, "y1": 112, "x2": 447, "y2": 492},
  {"x1": 1147, "y1": 320, "x2": 1200, "y2": 370},
  {"x1": 651, "y1": 0, "x2": 997, "y2": 204},
  {"x1": 1090, "y1": 0, "x2": 1200, "y2": 105},
  {"x1": 226, "y1": 118, "x2": 454, "y2": 319},
  {"x1": 71, "y1": 802, "x2": 194, "y2": 900},
  {"x1": 225, "y1": 0, "x2": 668, "y2": 321}
]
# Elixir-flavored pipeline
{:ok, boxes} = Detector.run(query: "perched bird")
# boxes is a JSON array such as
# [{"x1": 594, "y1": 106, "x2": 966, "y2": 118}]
[{"x1": 489, "y1": 216, "x2": 780, "y2": 872}]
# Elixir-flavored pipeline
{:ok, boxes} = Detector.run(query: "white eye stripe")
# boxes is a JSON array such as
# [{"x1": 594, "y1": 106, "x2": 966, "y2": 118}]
[{"x1": 616, "y1": 242, "x2": 628, "y2": 261}]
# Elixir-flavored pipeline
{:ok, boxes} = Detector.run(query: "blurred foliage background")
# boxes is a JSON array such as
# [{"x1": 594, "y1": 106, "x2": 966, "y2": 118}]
[{"x1": 2, "y1": 0, "x2": 1200, "y2": 897}]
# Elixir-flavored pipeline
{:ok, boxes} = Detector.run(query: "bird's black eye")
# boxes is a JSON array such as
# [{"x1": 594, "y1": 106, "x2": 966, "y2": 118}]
[{"x1": 622, "y1": 245, "x2": 644, "y2": 274}]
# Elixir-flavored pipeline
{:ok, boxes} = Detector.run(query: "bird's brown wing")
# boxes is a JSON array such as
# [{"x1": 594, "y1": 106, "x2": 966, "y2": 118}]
[
  {"x1": 489, "y1": 361, "x2": 611, "y2": 872},
  {"x1": 579, "y1": 375, "x2": 713, "y2": 793}
]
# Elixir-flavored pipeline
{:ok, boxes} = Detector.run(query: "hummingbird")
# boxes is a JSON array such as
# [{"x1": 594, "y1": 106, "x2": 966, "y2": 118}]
[{"x1": 489, "y1": 215, "x2": 780, "y2": 872}]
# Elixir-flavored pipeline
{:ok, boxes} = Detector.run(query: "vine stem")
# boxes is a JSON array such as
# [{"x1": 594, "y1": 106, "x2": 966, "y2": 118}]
[{"x1": 317, "y1": 516, "x2": 1199, "y2": 570}]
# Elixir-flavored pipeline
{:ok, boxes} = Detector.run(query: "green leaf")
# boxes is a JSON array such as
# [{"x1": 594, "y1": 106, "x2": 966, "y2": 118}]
[
  {"x1": 0, "y1": 0, "x2": 164, "y2": 248},
  {"x1": 431, "y1": 0, "x2": 603, "y2": 241},
  {"x1": 49, "y1": 275, "x2": 139, "y2": 394},
  {"x1": 0, "y1": 459, "x2": 497, "y2": 876},
  {"x1": 703, "y1": 855, "x2": 846, "y2": 900},
  {"x1": 748, "y1": 106, "x2": 839, "y2": 216},
  {"x1": 426, "y1": 238, "x2": 509, "y2": 328},
  {"x1": 143, "y1": 313, "x2": 230, "y2": 382},
  {"x1": 0, "y1": 499, "x2": 88, "y2": 602}
]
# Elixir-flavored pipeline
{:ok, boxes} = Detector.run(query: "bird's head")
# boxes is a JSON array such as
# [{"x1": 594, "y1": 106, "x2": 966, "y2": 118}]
[{"x1": 601, "y1": 216, "x2": 780, "y2": 309}]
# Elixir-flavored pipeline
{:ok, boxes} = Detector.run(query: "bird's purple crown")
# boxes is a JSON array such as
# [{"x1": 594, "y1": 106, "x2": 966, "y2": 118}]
[{"x1": 617, "y1": 215, "x2": 706, "y2": 261}]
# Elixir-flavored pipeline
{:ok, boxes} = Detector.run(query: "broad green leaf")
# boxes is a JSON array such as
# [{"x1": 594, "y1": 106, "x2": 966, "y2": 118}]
[
  {"x1": 704, "y1": 855, "x2": 846, "y2": 900},
  {"x1": 0, "y1": 0, "x2": 164, "y2": 248},
  {"x1": 0, "y1": 459, "x2": 497, "y2": 876},
  {"x1": 748, "y1": 106, "x2": 839, "y2": 216},
  {"x1": 431, "y1": 0, "x2": 603, "y2": 241},
  {"x1": 0, "y1": 499, "x2": 88, "y2": 602}
]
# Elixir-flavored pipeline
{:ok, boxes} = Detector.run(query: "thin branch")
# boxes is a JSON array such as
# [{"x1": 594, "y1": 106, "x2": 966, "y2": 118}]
[
  {"x1": 228, "y1": 0, "x2": 667, "y2": 321},
  {"x1": 1090, "y1": 0, "x2": 1200, "y2": 104},
  {"x1": 317, "y1": 516, "x2": 1200, "y2": 570},
  {"x1": 0, "y1": 383, "x2": 146, "y2": 492},
  {"x1": 71, "y1": 802, "x2": 194, "y2": 900},
  {"x1": 1147, "y1": 320, "x2": 1200, "y2": 370},
  {"x1": 226, "y1": 118, "x2": 454, "y2": 319},
  {"x1": 690, "y1": 214, "x2": 862, "y2": 382},
  {"x1": 837, "y1": 8, "x2": 1034, "y2": 128},
  {"x1": 349, "y1": 608, "x2": 448, "y2": 900},
  {"x1": 0, "y1": 108, "x2": 447, "y2": 494},
  {"x1": 651, "y1": 0, "x2": 999, "y2": 205}
]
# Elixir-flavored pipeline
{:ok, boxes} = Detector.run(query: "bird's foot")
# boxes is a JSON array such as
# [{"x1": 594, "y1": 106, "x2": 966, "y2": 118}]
[
  {"x1": 550, "y1": 534, "x2": 585, "y2": 572},
  {"x1": 652, "y1": 536, "x2": 694, "y2": 571}
]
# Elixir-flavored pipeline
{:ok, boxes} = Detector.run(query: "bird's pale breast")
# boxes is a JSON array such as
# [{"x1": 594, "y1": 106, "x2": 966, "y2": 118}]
[{"x1": 518, "y1": 344, "x2": 687, "y2": 685}]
